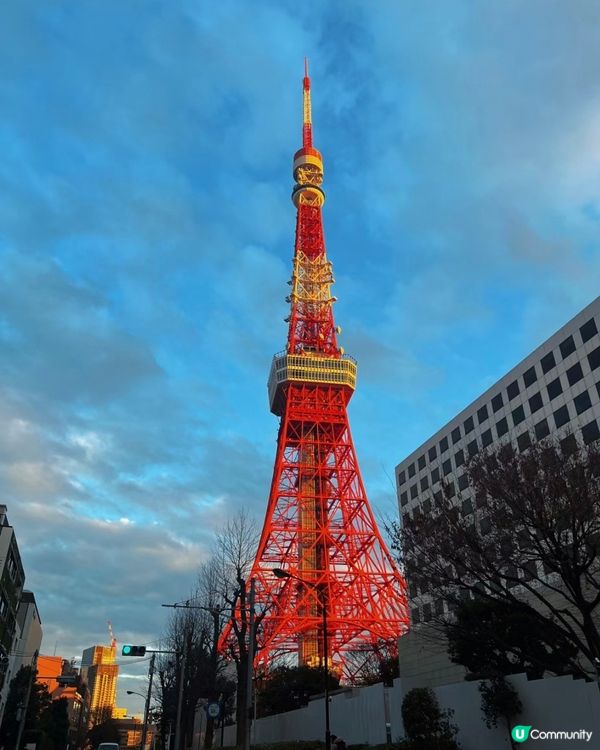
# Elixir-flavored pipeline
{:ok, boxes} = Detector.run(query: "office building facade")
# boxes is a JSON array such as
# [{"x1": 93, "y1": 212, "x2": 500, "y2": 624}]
[{"x1": 81, "y1": 644, "x2": 118, "y2": 726}]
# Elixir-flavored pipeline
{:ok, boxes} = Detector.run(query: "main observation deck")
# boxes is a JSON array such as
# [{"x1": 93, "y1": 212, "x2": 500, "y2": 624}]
[{"x1": 268, "y1": 350, "x2": 357, "y2": 415}]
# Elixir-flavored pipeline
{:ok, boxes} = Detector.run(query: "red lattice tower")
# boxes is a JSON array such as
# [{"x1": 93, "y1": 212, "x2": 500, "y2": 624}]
[{"x1": 220, "y1": 61, "x2": 409, "y2": 681}]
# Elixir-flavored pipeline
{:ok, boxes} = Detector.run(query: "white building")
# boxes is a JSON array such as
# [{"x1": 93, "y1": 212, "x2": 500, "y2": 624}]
[{"x1": 395, "y1": 295, "x2": 600, "y2": 688}]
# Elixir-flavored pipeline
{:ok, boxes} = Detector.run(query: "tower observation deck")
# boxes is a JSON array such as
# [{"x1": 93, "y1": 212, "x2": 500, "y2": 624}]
[{"x1": 219, "y1": 62, "x2": 409, "y2": 681}]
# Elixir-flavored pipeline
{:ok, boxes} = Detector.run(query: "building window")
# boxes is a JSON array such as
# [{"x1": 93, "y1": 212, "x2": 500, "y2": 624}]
[
  {"x1": 534, "y1": 418, "x2": 550, "y2": 440},
  {"x1": 580, "y1": 317, "x2": 598, "y2": 343},
  {"x1": 467, "y1": 439, "x2": 479, "y2": 457},
  {"x1": 422, "y1": 603, "x2": 432, "y2": 622},
  {"x1": 492, "y1": 393, "x2": 503, "y2": 413},
  {"x1": 481, "y1": 429, "x2": 493, "y2": 447},
  {"x1": 528, "y1": 391, "x2": 543, "y2": 413},
  {"x1": 507, "y1": 379, "x2": 520, "y2": 400},
  {"x1": 523, "y1": 365, "x2": 538, "y2": 387},
  {"x1": 428, "y1": 446, "x2": 437, "y2": 461},
  {"x1": 547, "y1": 377, "x2": 563, "y2": 400},
  {"x1": 496, "y1": 417, "x2": 509, "y2": 437},
  {"x1": 463, "y1": 415, "x2": 474, "y2": 434},
  {"x1": 458, "y1": 473, "x2": 469, "y2": 491},
  {"x1": 582, "y1": 419, "x2": 600, "y2": 445},
  {"x1": 540, "y1": 351, "x2": 556, "y2": 374},
  {"x1": 588, "y1": 346, "x2": 600, "y2": 372},
  {"x1": 442, "y1": 459, "x2": 452, "y2": 476},
  {"x1": 7, "y1": 553, "x2": 17, "y2": 581},
  {"x1": 446, "y1": 481, "x2": 456, "y2": 498},
  {"x1": 560, "y1": 335, "x2": 576, "y2": 359},
  {"x1": 408, "y1": 463, "x2": 415, "y2": 478},
  {"x1": 398, "y1": 470, "x2": 406, "y2": 486},
  {"x1": 431, "y1": 467, "x2": 440, "y2": 484},
  {"x1": 561, "y1": 434, "x2": 577, "y2": 455},
  {"x1": 454, "y1": 449, "x2": 465, "y2": 467},
  {"x1": 477, "y1": 405, "x2": 489, "y2": 424},
  {"x1": 511, "y1": 404, "x2": 525, "y2": 426},
  {"x1": 461, "y1": 498, "x2": 473, "y2": 515},
  {"x1": 567, "y1": 362, "x2": 584, "y2": 386},
  {"x1": 451, "y1": 426, "x2": 461, "y2": 444},
  {"x1": 0, "y1": 595, "x2": 8, "y2": 619},
  {"x1": 418, "y1": 455, "x2": 426, "y2": 471},
  {"x1": 412, "y1": 607, "x2": 421, "y2": 624},
  {"x1": 574, "y1": 390, "x2": 592, "y2": 415},
  {"x1": 410, "y1": 484, "x2": 418, "y2": 499},
  {"x1": 422, "y1": 498, "x2": 431, "y2": 514},
  {"x1": 439, "y1": 436, "x2": 449, "y2": 454},
  {"x1": 517, "y1": 431, "x2": 532, "y2": 451},
  {"x1": 553, "y1": 404, "x2": 570, "y2": 428},
  {"x1": 400, "y1": 491, "x2": 408, "y2": 506},
  {"x1": 420, "y1": 476, "x2": 429, "y2": 491}
]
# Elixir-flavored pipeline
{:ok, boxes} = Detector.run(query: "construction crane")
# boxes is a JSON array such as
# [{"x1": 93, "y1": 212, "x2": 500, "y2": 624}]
[{"x1": 107, "y1": 620, "x2": 117, "y2": 649}]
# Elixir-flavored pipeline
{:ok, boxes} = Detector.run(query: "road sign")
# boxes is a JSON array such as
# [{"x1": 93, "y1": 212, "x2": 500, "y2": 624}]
[{"x1": 206, "y1": 702, "x2": 220, "y2": 719}]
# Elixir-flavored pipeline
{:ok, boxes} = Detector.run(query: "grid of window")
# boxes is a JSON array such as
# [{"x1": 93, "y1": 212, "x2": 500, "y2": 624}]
[
  {"x1": 507, "y1": 379, "x2": 520, "y2": 400},
  {"x1": 410, "y1": 484, "x2": 418, "y2": 499},
  {"x1": 431, "y1": 467, "x2": 440, "y2": 484},
  {"x1": 400, "y1": 491, "x2": 408, "y2": 506},
  {"x1": 561, "y1": 434, "x2": 577, "y2": 455},
  {"x1": 443, "y1": 459, "x2": 452, "y2": 476},
  {"x1": 523, "y1": 365, "x2": 537, "y2": 387},
  {"x1": 420, "y1": 476, "x2": 429, "y2": 491},
  {"x1": 560, "y1": 335, "x2": 576, "y2": 359},
  {"x1": 553, "y1": 404, "x2": 570, "y2": 428},
  {"x1": 458, "y1": 473, "x2": 469, "y2": 491},
  {"x1": 547, "y1": 377, "x2": 563, "y2": 400},
  {"x1": 467, "y1": 439, "x2": 478, "y2": 456},
  {"x1": 540, "y1": 351, "x2": 556, "y2": 374},
  {"x1": 580, "y1": 317, "x2": 598, "y2": 343}
]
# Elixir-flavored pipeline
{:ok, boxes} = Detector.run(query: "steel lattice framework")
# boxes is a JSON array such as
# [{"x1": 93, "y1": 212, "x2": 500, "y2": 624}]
[{"x1": 219, "y1": 62, "x2": 409, "y2": 680}]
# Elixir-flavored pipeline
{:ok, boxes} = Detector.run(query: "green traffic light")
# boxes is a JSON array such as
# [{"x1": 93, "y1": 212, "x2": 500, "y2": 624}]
[{"x1": 122, "y1": 645, "x2": 132, "y2": 655}]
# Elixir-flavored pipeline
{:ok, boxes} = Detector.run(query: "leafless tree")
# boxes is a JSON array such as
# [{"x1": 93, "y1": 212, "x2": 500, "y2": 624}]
[{"x1": 390, "y1": 438, "x2": 600, "y2": 679}]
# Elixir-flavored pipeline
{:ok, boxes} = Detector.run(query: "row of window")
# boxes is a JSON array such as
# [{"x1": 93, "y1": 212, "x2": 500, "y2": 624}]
[
  {"x1": 398, "y1": 339, "x2": 600, "y2": 486},
  {"x1": 400, "y1": 413, "x2": 600, "y2": 508}
]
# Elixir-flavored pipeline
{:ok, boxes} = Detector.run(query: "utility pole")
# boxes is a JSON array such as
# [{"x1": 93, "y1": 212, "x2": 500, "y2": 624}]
[
  {"x1": 15, "y1": 649, "x2": 39, "y2": 750},
  {"x1": 173, "y1": 637, "x2": 187, "y2": 750},
  {"x1": 243, "y1": 578, "x2": 256, "y2": 750},
  {"x1": 140, "y1": 653, "x2": 156, "y2": 750}
]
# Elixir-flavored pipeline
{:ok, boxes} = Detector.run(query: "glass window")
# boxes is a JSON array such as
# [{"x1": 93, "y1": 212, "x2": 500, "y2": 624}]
[
  {"x1": 410, "y1": 483, "x2": 418, "y2": 499},
  {"x1": 412, "y1": 607, "x2": 421, "y2": 624},
  {"x1": 580, "y1": 317, "x2": 598, "y2": 343},
  {"x1": 553, "y1": 404, "x2": 570, "y2": 428},
  {"x1": 517, "y1": 431, "x2": 531, "y2": 451},
  {"x1": 523, "y1": 365, "x2": 537, "y2": 387},
  {"x1": 467, "y1": 439, "x2": 479, "y2": 457},
  {"x1": 540, "y1": 351, "x2": 556, "y2": 374},
  {"x1": 481, "y1": 428, "x2": 493, "y2": 447},
  {"x1": 443, "y1": 459, "x2": 452, "y2": 476},
  {"x1": 529, "y1": 391, "x2": 543, "y2": 413},
  {"x1": 463, "y1": 415, "x2": 474, "y2": 434},
  {"x1": 534, "y1": 418, "x2": 550, "y2": 440},
  {"x1": 397, "y1": 470, "x2": 406, "y2": 486},
  {"x1": 507, "y1": 379, "x2": 520, "y2": 400},
  {"x1": 422, "y1": 603, "x2": 432, "y2": 622},
  {"x1": 422, "y1": 498, "x2": 431, "y2": 514},
  {"x1": 574, "y1": 390, "x2": 592, "y2": 415},
  {"x1": 512, "y1": 404, "x2": 525, "y2": 426},
  {"x1": 477, "y1": 405, "x2": 489, "y2": 424},
  {"x1": 420, "y1": 476, "x2": 429, "y2": 491},
  {"x1": 418, "y1": 455, "x2": 426, "y2": 471},
  {"x1": 582, "y1": 419, "x2": 600, "y2": 445},
  {"x1": 461, "y1": 498, "x2": 473, "y2": 515},
  {"x1": 454, "y1": 449, "x2": 465, "y2": 467},
  {"x1": 431, "y1": 467, "x2": 440, "y2": 484},
  {"x1": 400, "y1": 491, "x2": 408, "y2": 506},
  {"x1": 547, "y1": 377, "x2": 563, "y2": 400},
  {"x1": 567, "y1": 362, "x2": 584, "y2": 386},
  {"x1": 446, "y1": 481, "x2": 456, "y2": 498},
  {"x1": 561, "y1": 434, "x2": 577, "y2": 455},
  {"x1": 560, "y1": 335, "x2": 576, "y2": 359},
  {"x1": 439, "y1": 436, "x2": 449, "y2": 453},
  {"x1": 496, "y1": 417, "x2": 509, "y2": 437},
  {"x1": 408, "y1": 463, "x2": 416, "y2": 478},
  {"x1": 491, "y1": 393, "x2": 503, "y2": 413},
  {"x1": 451, "y1": 426, "x2": 461, "y2": 444},
  {"x1": 428, "y1": 446, "x2": 437, "y2": 461},
  {"x1": 458, "y1": 473, "x2": 469, "y2": 491},
  {"x1": 588, "y1": 346, "x2": 600, "y2": 371}
]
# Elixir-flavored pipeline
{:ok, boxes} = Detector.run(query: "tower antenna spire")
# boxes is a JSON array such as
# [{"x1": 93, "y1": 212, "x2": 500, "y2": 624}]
[{"x1": 302, "y1": 57, "x2": 312, "y2": 148}]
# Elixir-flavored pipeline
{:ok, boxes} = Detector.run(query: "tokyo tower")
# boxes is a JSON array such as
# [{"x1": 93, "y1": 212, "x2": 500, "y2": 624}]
[{"x1": 221, "y1": 63, "x2": 409, "y2": 680}]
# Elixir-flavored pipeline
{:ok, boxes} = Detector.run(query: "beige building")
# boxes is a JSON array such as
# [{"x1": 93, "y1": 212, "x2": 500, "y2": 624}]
[{"x1": 81, "y1": 644, "x2": 118, "y2": 725}]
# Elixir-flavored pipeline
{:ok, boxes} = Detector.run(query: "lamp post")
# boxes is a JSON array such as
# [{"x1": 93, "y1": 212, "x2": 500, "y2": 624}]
[
  {"x1": 127, "y1": 690, "x2": 151, "y2": 750},
  {"x1": 273, "y1": 568, "x2": 331, "y2": 750}
]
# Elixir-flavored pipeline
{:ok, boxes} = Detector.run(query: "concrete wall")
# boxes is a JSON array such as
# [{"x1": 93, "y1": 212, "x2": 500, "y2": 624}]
[{"x1": 222, "y1": 673, "x2": 600, "y2": 749}]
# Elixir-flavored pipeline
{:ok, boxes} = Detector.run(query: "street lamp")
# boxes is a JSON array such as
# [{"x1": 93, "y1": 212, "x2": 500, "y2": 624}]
[
  {"x1": 273, "y1": 568, "x2": 331, "y2": 750},
  {"x1": 126, "y1": 690, "x2": 146, "y2": 698},
  {"x1": 127, "y1": 689, "x2": 152, "y2": 750}
]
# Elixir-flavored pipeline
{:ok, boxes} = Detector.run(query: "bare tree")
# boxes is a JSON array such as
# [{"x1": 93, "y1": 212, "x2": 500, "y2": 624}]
[{"x1": 390, "y1": 438, "x2": 600, "y2": 679}]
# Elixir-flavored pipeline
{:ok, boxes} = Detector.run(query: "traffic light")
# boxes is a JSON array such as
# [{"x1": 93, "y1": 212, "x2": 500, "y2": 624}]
[{"x1": 122, "y1": 645, "x2": 146, "y2": 656}]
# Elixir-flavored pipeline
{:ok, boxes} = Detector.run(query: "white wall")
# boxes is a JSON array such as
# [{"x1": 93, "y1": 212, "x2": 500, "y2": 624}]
[{"x1": 222, "y1": 673, "x2": 600, "y2": 749}]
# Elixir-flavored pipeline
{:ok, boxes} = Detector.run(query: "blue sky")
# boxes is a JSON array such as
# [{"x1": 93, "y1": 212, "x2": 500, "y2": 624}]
[{"x1": 2, "y1": 0, "x2": 600, "y2": 714}]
